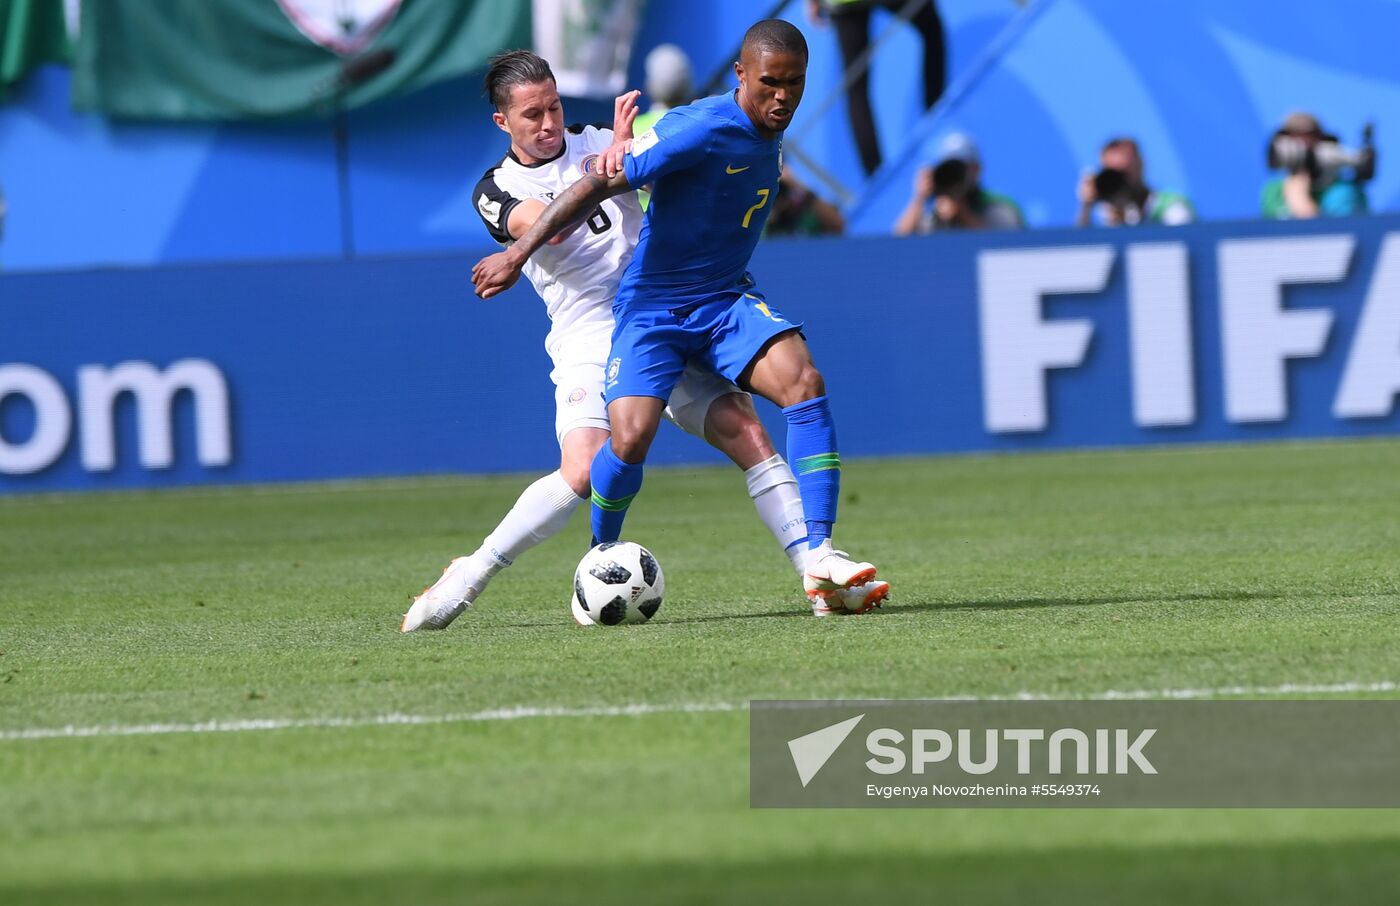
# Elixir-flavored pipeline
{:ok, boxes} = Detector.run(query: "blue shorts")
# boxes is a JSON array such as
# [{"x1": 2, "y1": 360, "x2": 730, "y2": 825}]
[{"x1": 604, "y1": 290, "x2": 802, "y2": 403}]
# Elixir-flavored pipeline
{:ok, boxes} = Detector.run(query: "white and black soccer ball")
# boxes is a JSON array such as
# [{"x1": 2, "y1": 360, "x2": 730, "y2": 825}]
[{"x1": 571, "y1": 541, "x2": 665, "y2": 626}]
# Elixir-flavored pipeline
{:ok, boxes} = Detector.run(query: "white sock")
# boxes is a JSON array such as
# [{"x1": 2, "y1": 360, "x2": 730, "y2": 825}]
[
  {"x1": 464, "y1": 470, "x2": 585, "y2": 592},
  {"x1": 744, "y1": 454, "x2": 810, "y2": 577}
]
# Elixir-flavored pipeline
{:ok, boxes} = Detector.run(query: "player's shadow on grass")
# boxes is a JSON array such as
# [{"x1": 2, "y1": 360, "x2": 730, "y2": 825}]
[
  {"x1": 664, "y1": 606, "x2": 812, "y2": 624},
  {"x1": 663, "y1": 589, "x2": 1290, "y2": 623},
  {"x1": 500, "y1": 606, "x2": 810, "y2": 627},
  {"x1": 487, "y1": 605, "x2": 809, "y2": 628},
  {"x1": 502, "y1": 590, "x2": 1295, "y2": 627},
  {"x1": 893, "y1": 588, "x2": 1292, "y2": 615}
]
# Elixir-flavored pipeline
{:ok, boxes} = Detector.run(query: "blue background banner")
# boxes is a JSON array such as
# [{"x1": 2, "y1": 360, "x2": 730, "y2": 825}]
[{"x1": 4, "y1": 215, "x2": 1400, "y2": 493}]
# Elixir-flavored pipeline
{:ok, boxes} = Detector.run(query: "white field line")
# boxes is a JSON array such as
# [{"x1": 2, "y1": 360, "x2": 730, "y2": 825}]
[
  {"x1": 2, "y1": 681, "x2": 1396, "y2": 743},
  {"x1": 950, "y1": 680, "x2": 1398, "y2": 701},
  {"x1": 0, "y1": 702, "x2": 742, "y2": 742}
]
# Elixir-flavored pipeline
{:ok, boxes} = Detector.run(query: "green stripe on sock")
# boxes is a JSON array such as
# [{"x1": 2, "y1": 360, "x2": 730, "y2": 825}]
[
  {"x1": 795, "y1": 453, "x2": 841, "y2": 475},
  {"x1": 591, "y1": 490, "x2": 636, "y2": 512}
]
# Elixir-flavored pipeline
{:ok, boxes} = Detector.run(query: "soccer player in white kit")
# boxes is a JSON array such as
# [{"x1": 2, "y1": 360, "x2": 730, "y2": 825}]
[{"x1": 401, "y1": 51, "x2": 886, "y2": 630}]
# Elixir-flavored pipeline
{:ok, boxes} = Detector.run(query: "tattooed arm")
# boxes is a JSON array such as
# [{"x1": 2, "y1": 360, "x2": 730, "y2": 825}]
[{"x1": 471, "y1": 164, "x2": 633, "y2": 299}]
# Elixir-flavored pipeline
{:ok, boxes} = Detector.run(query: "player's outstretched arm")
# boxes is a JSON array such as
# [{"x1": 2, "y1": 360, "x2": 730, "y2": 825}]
[{"x1": 471, "y1": 166, "x2": 634, "y2": 299}]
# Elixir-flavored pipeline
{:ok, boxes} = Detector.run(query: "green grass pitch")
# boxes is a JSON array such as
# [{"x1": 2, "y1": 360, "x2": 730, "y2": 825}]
[{"x1": 2, "y1": 439, "x2": 1399, "y2": 904}]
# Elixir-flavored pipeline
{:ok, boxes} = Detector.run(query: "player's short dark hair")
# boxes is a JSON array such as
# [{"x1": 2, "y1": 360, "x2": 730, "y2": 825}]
[
  {"x1": 483, "y1": 50, "x2": 555, "y2": 110},
  {"x1": 740, "y1": 18, "x2": 809, "y2": 61}
]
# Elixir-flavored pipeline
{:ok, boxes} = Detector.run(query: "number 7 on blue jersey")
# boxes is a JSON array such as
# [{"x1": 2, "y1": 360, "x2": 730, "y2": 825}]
[{"x1": 742, "y1": 189, "x2": 771, "y2": 229}]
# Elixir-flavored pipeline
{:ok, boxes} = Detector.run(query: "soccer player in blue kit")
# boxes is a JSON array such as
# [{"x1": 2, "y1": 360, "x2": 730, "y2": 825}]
[{"x1": 473, "y1": 19, "x2": 882, "y2": 607}]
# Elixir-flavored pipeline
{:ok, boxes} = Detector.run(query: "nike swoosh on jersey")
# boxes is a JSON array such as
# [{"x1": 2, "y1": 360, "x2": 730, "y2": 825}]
[{"x1": 725, "y1": 164, "x2": 751, "y2": 174}]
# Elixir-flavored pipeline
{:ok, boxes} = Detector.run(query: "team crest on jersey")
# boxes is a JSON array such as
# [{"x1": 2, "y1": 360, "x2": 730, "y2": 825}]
[
  {"x1": 579, "y1": 154, "x2": 599, "y2": 176},
  {"x1": 567, "y1": 387, "x2": 587, "y2": 406},
  {"x1": 606, "y1": 357, "x2": 622, "y2": 386}
]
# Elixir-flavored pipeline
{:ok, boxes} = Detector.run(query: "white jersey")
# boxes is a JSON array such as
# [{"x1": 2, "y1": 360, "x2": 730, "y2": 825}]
[{"x1": 473, "y1": 124, "x2": 642, "y2": 363}]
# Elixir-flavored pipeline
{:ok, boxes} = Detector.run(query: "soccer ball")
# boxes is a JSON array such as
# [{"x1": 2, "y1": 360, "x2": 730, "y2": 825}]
[{"x1": 571, "y1": 541, "x2": 665, "y2": 626}]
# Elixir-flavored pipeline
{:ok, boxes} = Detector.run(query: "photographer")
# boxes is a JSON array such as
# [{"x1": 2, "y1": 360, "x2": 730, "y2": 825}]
[
  {"x1": 1262, "y1": 112, "x2": 1372, "y2": 219},
  {"x1": 894, "y1": 133, "x2": 1023, "y2": 234},
  {"x1": 1076, "y1": 137, "x2": 1193, "y2": 227}
]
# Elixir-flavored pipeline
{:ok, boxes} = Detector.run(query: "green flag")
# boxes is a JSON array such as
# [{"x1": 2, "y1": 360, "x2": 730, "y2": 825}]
[
  {"x1": 0, "y1": 0, "x2": 70, "y2": 101},
  {"x1": 70, "y1": 0, "x2": 531, "y2": 121}
]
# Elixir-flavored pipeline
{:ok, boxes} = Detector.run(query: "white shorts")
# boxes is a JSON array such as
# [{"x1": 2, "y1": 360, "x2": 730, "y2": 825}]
[{"x1": 549, "y1": 341, "x2": 745, "y2": 446}]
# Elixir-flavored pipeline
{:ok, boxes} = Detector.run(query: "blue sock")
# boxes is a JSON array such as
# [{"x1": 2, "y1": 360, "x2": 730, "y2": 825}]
[
  {"x1": 782, "y1": 395, "x2": 840, "y2": 548},
  {"x1": 590, "y1": 443, "x2": 645, "y2": 544}
]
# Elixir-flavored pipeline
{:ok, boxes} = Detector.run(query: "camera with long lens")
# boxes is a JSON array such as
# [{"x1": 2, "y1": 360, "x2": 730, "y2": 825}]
[
  {"x1": 1268, "y1": 122, "x2": 1376, "y2": 183},
  {"x1": 931, "y1": 158, "x2": 972, "y2": 200},
  {"x1": 1092, "y1": 167, "x2": 1132, "y2": 205}
]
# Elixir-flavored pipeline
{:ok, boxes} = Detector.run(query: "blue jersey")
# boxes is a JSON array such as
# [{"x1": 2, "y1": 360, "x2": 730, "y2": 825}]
[{"x1": 618, "y1": 91, "x2": 781, "y2": 311}]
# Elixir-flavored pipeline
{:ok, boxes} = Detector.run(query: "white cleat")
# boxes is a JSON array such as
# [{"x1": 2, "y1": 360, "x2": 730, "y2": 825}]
[
  {"x1": 810, "y1": 579, "x2": 890, "y2": 617},
  {"x1": 401, "y1": 557, "x2": 480, "y2": 632},
  {"x1": 803, "y1": 545, "x2": 878, "y2": 597}
]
